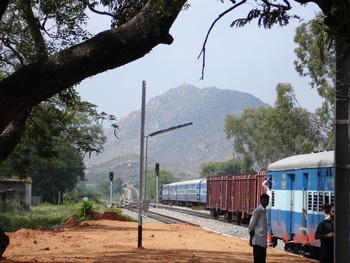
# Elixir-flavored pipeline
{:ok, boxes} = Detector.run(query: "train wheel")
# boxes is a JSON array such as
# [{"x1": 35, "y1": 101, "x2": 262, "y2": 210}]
[
  {"x1": 213, "y1": 210, "x2": 219, "y2": 220},
  {"x1": 227, "y1": 212, "x2": 233, "y2": 222},
  {"x1": 224, "y1": 213, "x2": 228, "y2": 221},
  {"x1": 224, "y1": 212, "x2": 232, "y2": 222},
  {"x1": 237, "y1": 212, "x2": 242, "y2": 225},
  {"x1": 272, "y1": 236, "x2": 278, "y2": 247},
  {"x1": 232, "y1": 212, "x2": 238, "y2": 223}
]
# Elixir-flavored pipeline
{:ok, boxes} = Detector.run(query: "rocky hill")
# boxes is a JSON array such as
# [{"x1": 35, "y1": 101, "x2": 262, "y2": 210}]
[{"x1": 84, "y1": 84, "x2": 268, "y2": 186}]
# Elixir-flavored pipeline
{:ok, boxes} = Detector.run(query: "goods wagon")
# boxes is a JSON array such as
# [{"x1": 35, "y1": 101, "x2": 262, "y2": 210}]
[{"x1": 206, "y1": 171, "x2": 267, "y2": 223}]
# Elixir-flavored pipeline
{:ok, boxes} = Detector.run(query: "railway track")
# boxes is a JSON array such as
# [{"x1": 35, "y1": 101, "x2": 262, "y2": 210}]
[
  {"x1": 125, "y1": 206, "x2": 199, "y2": 225},
  {"x1": 155, "y1": 204, "x2": 212, "y2": 219},
  {"x1": 156, "y1": 204, "x2": 249, "y2": 227},
  {"x1": 122, "y1": 188, "x2": 246, "y2": 226},
  {"x1": 124, "y1": 200, "x2": 247, "y2": 227}
]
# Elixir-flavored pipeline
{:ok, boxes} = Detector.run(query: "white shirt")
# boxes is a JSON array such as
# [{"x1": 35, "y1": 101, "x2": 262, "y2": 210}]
[
  {"x1": 262, "y1": 179, "x2": 272, "y2": 199},
  {"x1": 248, "y1": 204, "x2": 268, "y2": 247}
]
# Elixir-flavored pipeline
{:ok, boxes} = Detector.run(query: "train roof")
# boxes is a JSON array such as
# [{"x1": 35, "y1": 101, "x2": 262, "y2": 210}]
[
  {"x1": 267, "y1": 151, "x2": 334, "y2": 171},
  {"x1": 163, "y1": 178, "x2": 206, "y2": 187}
]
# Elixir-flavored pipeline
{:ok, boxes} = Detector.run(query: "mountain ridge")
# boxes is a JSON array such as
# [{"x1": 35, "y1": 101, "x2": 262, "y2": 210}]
[{"x1": 84, "y1": 84, "x2": 268, "y2": 185}]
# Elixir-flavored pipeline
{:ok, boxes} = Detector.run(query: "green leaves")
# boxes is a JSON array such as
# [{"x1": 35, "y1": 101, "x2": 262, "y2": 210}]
[
  {"x1": 200, "y1": 159, "x2": 241, "y2": 177},
  {"x1": 230, "y1": 1, "x2": 298, "y2": 29},
  {"x1": 225, "y1": 83, "x2": 324, "y2": 172},
  {"x1": 293, "y1": 17, "x2": 335, "y2": 148}
]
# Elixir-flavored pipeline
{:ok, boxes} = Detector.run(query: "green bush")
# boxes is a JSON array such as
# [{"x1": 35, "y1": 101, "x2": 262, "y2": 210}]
[
  {"x1": 76, "y1": 201, "x2": 95, "y2": 222},
  {"x1": 0, "y1": 202, "x2": 132, "y2": 232},
  {"x1": 0, "y1": 201, "x2": 14, "y2": 213}
]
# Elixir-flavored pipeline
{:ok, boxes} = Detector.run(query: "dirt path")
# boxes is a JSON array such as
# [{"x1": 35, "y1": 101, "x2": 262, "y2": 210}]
[{"x1": 2, "y1": 219, "x2": 317, "y2": 263}]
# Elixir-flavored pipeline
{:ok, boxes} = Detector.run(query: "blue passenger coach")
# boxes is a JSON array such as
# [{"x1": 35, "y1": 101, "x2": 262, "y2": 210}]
[
  {"x1": 161, "y1": 179, "x2": 207, "y2": 207},
  {"x1": 267, "y1": 151, "x2": 334, "y2": 256}
]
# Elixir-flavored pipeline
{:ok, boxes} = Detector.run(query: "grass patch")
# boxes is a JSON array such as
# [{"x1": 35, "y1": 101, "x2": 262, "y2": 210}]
[{"x1": 0, "y1": 202, "x2": 131, "y2": 232}]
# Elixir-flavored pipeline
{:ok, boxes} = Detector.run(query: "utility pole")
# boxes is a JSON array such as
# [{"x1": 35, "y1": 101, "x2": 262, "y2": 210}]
[
  {"x1": 137, "y1": 81, "x2": 146, "y2": 249},
  {"x1": 109, "y1": 172, "x2": 113, "y2": 207},
  {"x1": 155, "y1": 163, "x2": 159, "y2": 208}
]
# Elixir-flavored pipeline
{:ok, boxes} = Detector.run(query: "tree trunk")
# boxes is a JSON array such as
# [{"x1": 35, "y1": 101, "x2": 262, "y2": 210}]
[{"x1": 334, "y1": 39, "x2": 350, "y2": 263}]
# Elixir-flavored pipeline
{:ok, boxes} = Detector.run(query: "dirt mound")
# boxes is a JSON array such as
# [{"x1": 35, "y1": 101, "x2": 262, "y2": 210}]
[
  {"x1": 64, "y1": 214, "x2": 80, "y2": 227},
  {"x1": 93, "y1": 211, "x2": 127, "y2": 221},
  {"x1": 64, "y1": 212, "x2": 127, "y2": 227}
]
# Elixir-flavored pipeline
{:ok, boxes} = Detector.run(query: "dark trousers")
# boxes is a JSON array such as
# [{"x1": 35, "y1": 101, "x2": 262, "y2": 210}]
[
  {"x1": 253, "y1": 245, "x2": 266, "y2": 263},
  {"x1": 0, "y1": 230, "x2": 9, "y2": 258}
]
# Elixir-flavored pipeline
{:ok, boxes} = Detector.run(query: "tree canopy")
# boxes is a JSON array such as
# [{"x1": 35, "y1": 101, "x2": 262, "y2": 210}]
[
  {"x1": 200, "y1": 159, "x2": 241, "y2": 177},
  {"x1": 293, "y1": 17, "x2": 335, "y2": 149},
  {"x1": 225, "y1": 83, "x2": 324, "y2": 171},
  {"x1": 0, "y1": 0, "x2": 349, "y2": 165}
]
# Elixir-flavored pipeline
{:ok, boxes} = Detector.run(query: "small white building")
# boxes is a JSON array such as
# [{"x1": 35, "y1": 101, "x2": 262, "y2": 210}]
[{"x1": 0, "y1": 177, "x2": 32, "y2": 210}]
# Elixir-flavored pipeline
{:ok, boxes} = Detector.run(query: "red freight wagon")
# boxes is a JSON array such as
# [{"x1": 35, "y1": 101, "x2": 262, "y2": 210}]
[
  {"x1": 207, "y1": 171, "x2": 267, "y2": 223},
  {"x1": 206, "y1": 175, "x2": 227, "y2": 220}
]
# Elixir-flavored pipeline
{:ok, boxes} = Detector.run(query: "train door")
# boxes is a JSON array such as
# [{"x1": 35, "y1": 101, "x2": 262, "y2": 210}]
[
  {"x1": 287, "y1": 174, "x2": 295, "y2": 235},
  {"x1": 220, "y1": 179, "x2": 223, "y2": 209},
  {"x1": 302, "y1": 173, "x2": 308, "y2": 228}
]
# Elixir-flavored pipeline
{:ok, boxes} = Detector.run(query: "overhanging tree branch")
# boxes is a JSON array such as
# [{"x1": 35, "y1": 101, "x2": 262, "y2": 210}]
[
  {"x1": 0, "y1": 0, "x2": 186, "y2": 133},
  {"x1": 197, "y1": 0, "x2": 247, "y2": 80},
  {"x1": 198, "y1": 0, "x2": 298, "y2": 80}
]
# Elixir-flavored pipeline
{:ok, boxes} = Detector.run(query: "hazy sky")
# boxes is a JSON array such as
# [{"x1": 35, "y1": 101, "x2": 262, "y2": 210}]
[{"x1": 77, "y1": 0, "x2": 323, "y2": 119}]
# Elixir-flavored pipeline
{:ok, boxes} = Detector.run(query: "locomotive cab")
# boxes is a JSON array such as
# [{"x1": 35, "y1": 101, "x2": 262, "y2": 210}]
[{"x1": 267, "y1": 150, "x2": 334, "y2": 259}]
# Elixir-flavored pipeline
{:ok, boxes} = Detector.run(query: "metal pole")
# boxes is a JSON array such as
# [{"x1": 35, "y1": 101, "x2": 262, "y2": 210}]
[
  {"x1": 334, "y1": 40, "x2": 350, "y2": 263},
  {"x1": 156, "y1": 174, "x2": 159, "y2": 208},
  {"x1": 148, "y1": 122, "x2": 193, "y2": 138},
  {"x1": 137, "y1": 81, "x2": 146, "y2": 249},
  {"x1": 109, "y1": 181, "x2": 112, "y2": 207},
  {"x1": 144, "y1": 136, "x2": 149, "y2": 201}
]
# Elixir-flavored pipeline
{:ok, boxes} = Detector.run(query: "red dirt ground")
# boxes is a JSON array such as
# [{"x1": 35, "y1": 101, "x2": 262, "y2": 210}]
[{"x1": 1, "y1": 212, "x2": 317, "y2": 263}]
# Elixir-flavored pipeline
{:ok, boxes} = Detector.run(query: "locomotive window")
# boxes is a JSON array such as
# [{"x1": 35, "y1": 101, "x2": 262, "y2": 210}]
[
  {"x1": 308, "y1": 192, "x2": 313, "y2": 211},
  {"x1": 325, "y1": 192, "x2": 330, "y2": 206},
  {"x1": 330, "y1": 192, "x2": 335, "y2": 207},
  {"x1": 313, "y1": 192, "x2": 318, "y2": 211},
  {"x1": 318, "y1": 192, "x2": 324, "y2": 212}
]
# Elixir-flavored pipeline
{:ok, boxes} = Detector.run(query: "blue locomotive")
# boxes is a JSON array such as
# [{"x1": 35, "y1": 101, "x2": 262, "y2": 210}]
[
  {"x1": 161, "y1": 179, "x2": 207, "y2": 206},
  {"x1": 267, "y1": 150, "x2": 334, "y2": 258}
]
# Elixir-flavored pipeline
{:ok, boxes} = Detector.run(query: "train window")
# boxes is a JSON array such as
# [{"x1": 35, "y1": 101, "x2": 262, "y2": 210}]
[
  {"x1": 318, "y1": 192, "x2": 324, "y2": 212},
  {"x1": 325, "y1": 192, "x2": 330, "y2": 205},
  {"x1": 313, "y1": 192, "x2": 318, "y2": 211},
  {"x1": 271, "y1": 191, "x2": 275, "y2": 207},
  {"x1": 308, "y1": 192, "x2": 313, "y2": 211},
  {"x1": 330, "y1": 192, "x2": 335, "y2": 206}
]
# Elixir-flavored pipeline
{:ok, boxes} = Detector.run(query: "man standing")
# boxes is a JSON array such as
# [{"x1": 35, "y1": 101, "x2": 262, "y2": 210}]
[
  {"x1": 248, "y1": 193, "x2": 269, "y2": 263},
  {"x1": 315, "y1": 206, "x2": 334, "y2": 263}
]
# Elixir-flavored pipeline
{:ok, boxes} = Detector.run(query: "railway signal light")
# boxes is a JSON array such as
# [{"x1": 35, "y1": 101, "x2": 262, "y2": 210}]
[
  {"x1": 109, "y1": 172, "x2": 114, "y2": 181},
  {"x1": 155, "y1": 163, "x2": 159, "y2": 176}
]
